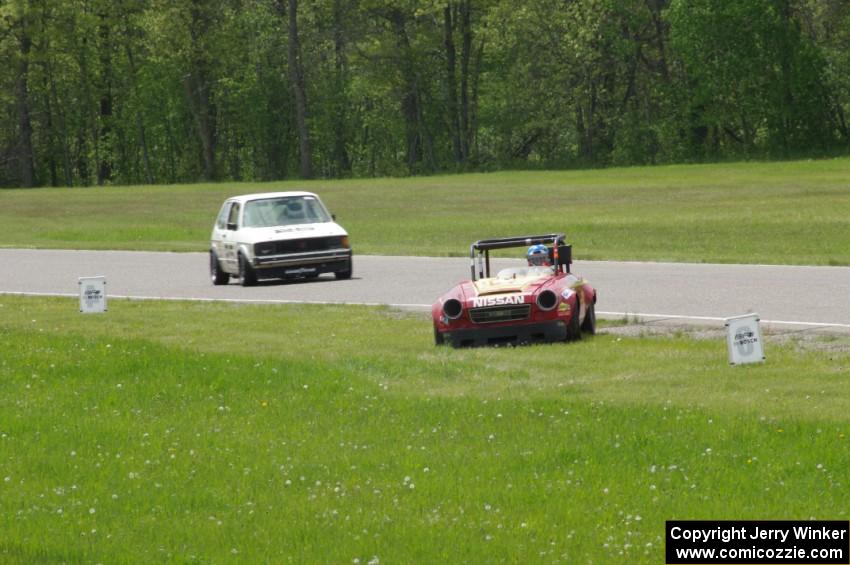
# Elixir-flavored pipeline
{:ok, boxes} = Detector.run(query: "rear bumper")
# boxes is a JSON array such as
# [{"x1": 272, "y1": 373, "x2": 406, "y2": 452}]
[{"x1": 439, "y1": 320, "x2": 568, "y2": 348}]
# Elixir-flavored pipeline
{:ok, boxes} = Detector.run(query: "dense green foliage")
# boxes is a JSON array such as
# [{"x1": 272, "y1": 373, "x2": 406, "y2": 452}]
[
  {"x1": 1, "y1": 297, "x2": 849, "y2": 561},
  {"x1": 1, "y1": 0, "x2": 849, "y2": 188}
]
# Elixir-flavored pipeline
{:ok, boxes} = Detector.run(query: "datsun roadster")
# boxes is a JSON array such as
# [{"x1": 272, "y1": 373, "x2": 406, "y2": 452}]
[{"x1": 432, "y1": 234, "x2": 597, "y2": 347}]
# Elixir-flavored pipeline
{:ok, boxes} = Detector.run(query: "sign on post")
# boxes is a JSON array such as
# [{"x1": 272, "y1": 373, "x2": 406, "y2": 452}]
[
  {"x1": 79, "y1": 276, "x2": 107, "y2": 313},
  {"x1": 725, "y1": 313, "x2": 764, "y2": 365}
]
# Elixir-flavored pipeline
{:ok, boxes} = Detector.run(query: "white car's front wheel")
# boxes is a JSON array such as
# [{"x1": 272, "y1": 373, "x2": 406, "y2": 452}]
[
  {"x1": 334, "y1": 258, "x2": 353, "y2": 280},
  {"x1": 238, "y1": 253, "x2": 257, "y2": 287}
]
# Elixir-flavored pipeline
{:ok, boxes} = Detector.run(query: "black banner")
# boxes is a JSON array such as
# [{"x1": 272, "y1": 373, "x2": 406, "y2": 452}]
[{"x1": 666, "y1": 521, "x2": 849, "y2": 564}]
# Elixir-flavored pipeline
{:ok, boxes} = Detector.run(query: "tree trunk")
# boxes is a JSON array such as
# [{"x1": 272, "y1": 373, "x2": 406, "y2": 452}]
[
  {"x1": 332, "y1": 0, "x2": 351, "y2": 176},
  {"x1": 15, "y1": 9, "x2": 36, "y2": 188},
  {"x1": 459, "y1": 0, "x2": 472, "y2": 162},
  {"x1": 47, "y1": 63, "x2": 73, "y2": 186},
  {"x1": 184, "y1": 0, "x2": 217, "y2": 180},
  {"x1": 97, "y1": 12, "x2": 113, "y2": 185},
  {"x1": 444, "y1": 3, "x2": 462, "y2": 164},
  {"x1": 183, "y1": 72, "x2": 217, "y2": 180},
  {"x1": 646, "y1": 0, "x2": 670, "y2": 81},
  {"x1": 388, "y1": 9, "x2": 434, "y2": 172},
  {"x1": 288, "y1": 0, "x2": 313, "y2": 179},
  {"x1": 125, "y1": 43, "x2": 154, "y2": 184},
  {"x1": 470, "y1": 35, "x2": 484, "y2": 163}
]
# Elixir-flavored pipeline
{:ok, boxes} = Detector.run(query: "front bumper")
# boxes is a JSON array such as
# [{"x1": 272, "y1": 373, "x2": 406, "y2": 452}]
[
  {"x1": 439, "y1": 320, "x2": 568, "y2": 348},
  {"x1": 252, "y1": 249, "x2": 351, "y2": 278}
]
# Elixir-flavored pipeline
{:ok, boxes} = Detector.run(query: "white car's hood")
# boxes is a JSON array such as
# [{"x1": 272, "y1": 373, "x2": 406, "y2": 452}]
[{"x1": 238, "y1": 222, "x2": 347, "y2": 244}]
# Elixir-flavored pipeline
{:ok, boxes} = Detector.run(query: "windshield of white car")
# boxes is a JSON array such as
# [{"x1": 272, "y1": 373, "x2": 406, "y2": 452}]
[
  {"x1": 495, "y1": 266, "x2": 553, "y2": 279},
  {"x1": 242, "y1": 196, "x2": 332, "y2": 228}
]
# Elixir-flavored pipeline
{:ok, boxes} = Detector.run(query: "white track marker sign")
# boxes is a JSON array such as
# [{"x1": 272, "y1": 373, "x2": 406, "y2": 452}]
[
  {"x1": 79, "y1": 276, "x2": 107, "y2": 313},
  {"x1": 725, "y1": 313, "x2": 764, "y2": 365}
]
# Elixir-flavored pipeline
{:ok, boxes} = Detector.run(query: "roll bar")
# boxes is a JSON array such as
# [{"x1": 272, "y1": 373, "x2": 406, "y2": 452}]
[{"x1": 469, "y1": 233, "x2": 572, "y2": 280}]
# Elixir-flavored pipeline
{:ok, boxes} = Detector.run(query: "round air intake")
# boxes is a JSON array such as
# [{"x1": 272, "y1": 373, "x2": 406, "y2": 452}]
[
  {"x1": 536, "y1": 290, "x2": 558, "y2": 311},
  {"x1": 443, "y1": 298, "x2": 463, "y2": 319}
]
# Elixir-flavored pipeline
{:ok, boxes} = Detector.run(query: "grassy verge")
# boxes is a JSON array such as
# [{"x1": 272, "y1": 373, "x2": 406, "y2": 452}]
[
  {"x1": 3, "y1": 158, "x2": 850, "y2": 265},
  {"x1": 1, "y1": 296, "x2": 848, "y2": 562}
]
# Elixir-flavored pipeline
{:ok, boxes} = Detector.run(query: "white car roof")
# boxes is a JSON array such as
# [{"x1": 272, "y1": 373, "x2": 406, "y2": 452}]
[{"x1": 226, "y1": 191, "x2": 319, "y2": 204}]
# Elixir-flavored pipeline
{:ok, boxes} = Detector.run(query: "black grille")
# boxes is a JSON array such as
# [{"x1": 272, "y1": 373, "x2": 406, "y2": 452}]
[
  {"x1": 256, "y1": 237, "x2": 343, "y2": 256},
  {"x1": 469, "y1": 304, "x2": 531, "y2": 324}
]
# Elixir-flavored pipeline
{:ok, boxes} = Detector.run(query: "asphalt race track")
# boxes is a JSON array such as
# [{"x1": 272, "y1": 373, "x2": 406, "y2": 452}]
[{"x1": 2, "y1": 249, "x2": 850, "y2": 332}]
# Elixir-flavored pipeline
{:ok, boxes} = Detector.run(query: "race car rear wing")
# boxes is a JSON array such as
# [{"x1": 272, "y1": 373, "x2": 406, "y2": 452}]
[{"x1": 469, "y1": 233, "x2": 572, "y2": 280}]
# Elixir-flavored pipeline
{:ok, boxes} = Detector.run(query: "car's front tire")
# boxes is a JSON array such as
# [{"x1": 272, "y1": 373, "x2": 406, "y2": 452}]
[
  {"x1": 566, "y1": 297, "x2": 582, "y2": 341},
  {"x1": 210, "y1": 251, "x2": 230, "y2": 286},
  {"x1": 335, "y1": 258, "x2": 353, "y2": 280},
  {"x1": 434, "y1": 323, "x2": 445, "y2": 346},
  {"x1": 238, "y1": 253, "x2": 257, "y2": 287},
  {"x1": 581, "y1": 301, "x2": 596, "y2": 335}
]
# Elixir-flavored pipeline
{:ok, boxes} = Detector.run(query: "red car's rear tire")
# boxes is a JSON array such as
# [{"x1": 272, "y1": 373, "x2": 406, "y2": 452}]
[
  {"x1": 581, "y1": 301, "x2": 596, "y2": 335},
  {"x1": 566, "y1": 296, "x2": 582, "y2": 341}
]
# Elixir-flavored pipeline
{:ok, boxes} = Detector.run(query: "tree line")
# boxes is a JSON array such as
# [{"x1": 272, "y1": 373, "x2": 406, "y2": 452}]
[{"x1": 1, "y1": 0, "x2": 848, "y2": 188}]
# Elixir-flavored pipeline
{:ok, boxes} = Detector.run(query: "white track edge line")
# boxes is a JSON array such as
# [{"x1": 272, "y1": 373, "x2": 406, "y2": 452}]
[{"x1": 2, "y1": 291, "x2": 849, "y2": 329}]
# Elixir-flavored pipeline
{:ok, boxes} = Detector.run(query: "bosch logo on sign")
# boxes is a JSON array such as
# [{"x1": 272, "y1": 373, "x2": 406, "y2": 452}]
[
  {"x1": 734, "y1": 327, "x2": 758, "y2": 356},
  {"x1": 84, "y1": 287, "x2": 102, "y2": 309}
]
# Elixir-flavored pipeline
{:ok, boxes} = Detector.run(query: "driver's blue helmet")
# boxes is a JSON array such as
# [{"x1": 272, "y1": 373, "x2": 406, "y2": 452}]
[{"x1": 527, "y1": 244, "x2": 551, "y2": 266}]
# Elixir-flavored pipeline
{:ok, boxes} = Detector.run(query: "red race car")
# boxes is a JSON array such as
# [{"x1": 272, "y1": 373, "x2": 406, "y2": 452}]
[{"x1": 432, "y1": 234, "x2": 597, "y2": 347}]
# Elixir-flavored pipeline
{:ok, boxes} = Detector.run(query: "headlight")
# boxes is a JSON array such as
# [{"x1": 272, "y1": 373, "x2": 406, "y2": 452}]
[
  {"x1": 536, "y1": 290, "x2": 558, "y2": 311},
  {"x1": 443, "y1": 298, "x2": 463, "y2": 320},
  {"x1": 340, "y1": 236, "x2": 350, "y2": 248}
]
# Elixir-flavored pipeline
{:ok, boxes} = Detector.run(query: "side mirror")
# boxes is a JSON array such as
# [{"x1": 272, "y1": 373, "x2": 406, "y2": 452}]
[
  {"x1": 332, "y1": 214, "x2": 337, "y2": 221},
  {"x1": 226, "y1": 222, "x2": 238, "y2": 231}
]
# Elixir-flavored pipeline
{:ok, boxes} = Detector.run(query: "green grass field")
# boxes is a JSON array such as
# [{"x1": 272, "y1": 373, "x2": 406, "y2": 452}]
[
  {"x1": 1, "y1": 297, "x2": 849, "y2": 562},
  {"x1": 3, "y1": 159, "x2": 849, "y2": 561},
  {"x1": 3, "y1": 157, "x2": 850, "y2": 264}
]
